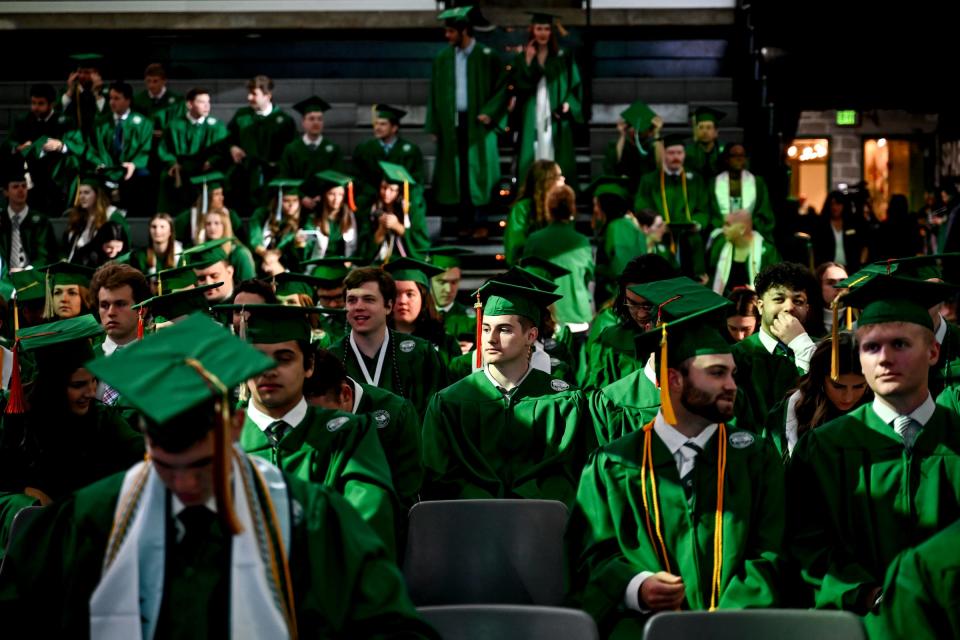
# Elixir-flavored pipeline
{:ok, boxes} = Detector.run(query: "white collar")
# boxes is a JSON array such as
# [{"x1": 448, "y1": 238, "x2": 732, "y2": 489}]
[
  {"x1": 254, "y1": 103, "x2": 274, "y2": 117},
  {"x1": 186, "y1": 112, "x2": 206, "y2": 125},
  {"x1": 347, "y1": 376, "x2": 365, "y2": 413},
  {"x1": 380, "y1": 136, "x2": 397, "y2": 148},
  {"x1": 871, "y1": 393, "x2": 935, "y2": 427},
  {"x1": 935, "y1": 313, "x2": 948, "y2": 345},
  {"x1": 101, "y1": 334, "x2": 136, "y2": 356},
  {"x1": 170, "y1": 493, "x2": 217, "y2": 518},
  {"x1": 113, "y1": 110, "x2": 130, "y2": 122},
  {"x1": 758, "y1": 327, "x2": 780, "y2": 354},
  {"x1": 483, "y1": 363, "x2": 533, "y2": 395},
  {"x1": 653, "y1": 411, "x2": 718, "y2": 456},
  {"x1": 665, "y1": 168, "x2": 682, "y2": 177},
  {"x1": 437, "y1": 301, "x2": 456, "y2": 314},
  {"x1": 149, "y1": 87, "x2": 167, "y2": 100},
  {"x1": 302, "y1": 133, "x2": 323, "y2": 146},
  {"x1": 7, "y1": 205, "x2": 28, "y2": 220},
  {"x1": 246, "y1": 397, "x2": 308, "y2": 432},
  {"x1": 457, "y1": 40, "x2": 477, "y2": 57}
]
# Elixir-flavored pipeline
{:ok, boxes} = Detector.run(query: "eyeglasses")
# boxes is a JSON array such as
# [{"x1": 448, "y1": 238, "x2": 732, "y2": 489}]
[{"x1": 623, "y1": 301, "x2": 655, "y2": 312}]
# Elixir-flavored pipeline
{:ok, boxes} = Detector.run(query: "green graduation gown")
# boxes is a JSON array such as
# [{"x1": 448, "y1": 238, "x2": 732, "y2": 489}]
[
  {"x1": 503, "y1": 197, "x2": 539, "y2": 266},
  {"x1": 864, "y1": 518, "x2": 960, "y2": 640},
  {"x1": 421, "y1": 368, "x2": 588, "y2": 504},
  {"x1": 132, "y1": 89, "x2": 184, "y2": 134},
  {"x1": 931, "y1": 320, "x2": 960, "y2": 397},
  {"x1": 226, "y1": 105, "x2": 297, "y2": 211},
  {"x1": 156, "y1": 113, "x2": 228, "y2": 211},
  {"x1": 277, "y1": 137, "x2": 345, "y2": 180},
  {"x1": 83, "y1": 111, "x2": 154, "y2": 171},
  {"x1": 352, "y1": 379, "x2": 424, "y2": 507},
  {"x1": 567, "y1": 423, "x2": 784, "y2": 637},
  {"x1": 425, "y1": 43, "x2": 507, "y2": 207},
  {"x1": 787, "y1": 403, "x2": 960, "y2": 611},
  {"x1": 0, "y1": 461, "x2": 437, "y2": 639},
  {"x1": 0, "y1": 402, "x2": 143, "y2": 551},
  {"x1": 597, "y1": 216, "x2": 648, "y2": 302},
  {"x1": 685, "y1": 140, "x2": 725, "y2": 181},
  {"x1": 328, "y1": 330, "x2": 449, "y2": 418},
  {"x1": 438, "y1": 299, "x2": 476, "y2": 342},
  {"x1": 584, "y1": 322, "x2": 642, "y2": 392},
  {"x1": 510, "y1": 48, "x2": 583, "y2": 186},
  {"x1": 602, "y1": 136, "x2": 659, "y2": 197},
  {"x1": 588, "y1": 367, "x2": 661, "y2": 447},
  {"x1": 351, "y1": 136, "x2": 426, "y2": 211},
  {"x1": 522, "y1": 221, "x2": 595, "y2": 325},
  {"x1": 240, "y1": 405, "x2": 400, "y2": 559},
  {"x1": 731, "y1": 332, "x2": 802, "y2": 428},
  {"x1": 0, "y1": 207, "x2": 60, "y2": 278},
  {"x1": 634, "y1": 169, "x2": 710, "y2": 278}
]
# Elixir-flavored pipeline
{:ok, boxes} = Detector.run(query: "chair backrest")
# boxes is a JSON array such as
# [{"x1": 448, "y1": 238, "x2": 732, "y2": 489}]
[
  {"x1": 419, "y1": 605, "x2": 599, "y2": 640},
  {"x1": 0, "y1": 505, "x2": 45, "y2": 577},
  {"x1": 643, "y1": 610, "x2": 867, "y2": 640},
  {"x1": 403, "y1": 499, "x2": 569, "y2": 606}
]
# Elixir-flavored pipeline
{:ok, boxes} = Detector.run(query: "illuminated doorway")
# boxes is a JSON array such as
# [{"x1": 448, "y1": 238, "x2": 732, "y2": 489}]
[
  {"x1": 786, "y1": 138, "x2": 829, "y2": 213},
  {"x1": 863, "y1": 138, "x2": 924, "y2": 219}
]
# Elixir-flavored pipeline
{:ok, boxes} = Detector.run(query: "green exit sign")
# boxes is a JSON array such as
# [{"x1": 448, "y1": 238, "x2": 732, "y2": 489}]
[{"x1": 836, "y1": 110, "x2": 859, "y2": 126}]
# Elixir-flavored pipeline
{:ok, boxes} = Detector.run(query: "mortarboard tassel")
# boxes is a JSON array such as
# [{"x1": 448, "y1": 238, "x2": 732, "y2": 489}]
[
  {"x1": 402, "y1": 180, "x2": 410, "y2": 217},
  {"x1": 137, "y1": 307, "x2": 145, "y2": 340},
  {"x1": 659, "y1": 324, "x2": 677, "y2": 425},
  {"x1": 184, "y1": 357, "x2": 243, "y2": 535},
  {"x1": 41, "y1": 271, "x2": 55, "y2": 320},
  {"x1": 237, "y1": 309, "x2": 250, "y2": 404},
  {"x1": 830, "y1": 297, "x2": 841, "y2": 382},
  {"x1": 640, "y1": 420, "x2": 671, "y2": 573},
  {"x1": 347, "y1": 181, "x2": 357, "y2": 212},
  {"x1": 5, "y1": 339, "x2": 25, "y2": 415},
  {"x1": 709, "y1": 422, "x2": 728, "y2": 611},
  {"x1": 846, "y1": 306, "x2": 853, "y2": 331},
  {"x1": 474, "y1": 291, "x2": 483, "y2": 369},
  {"x1": 201, "y1": 182, "x2": 209, "y2": 215},
  {"x1": 13, "y1": 300, "x2": 19, "y2": 333},
  {"x1": 275, "y1": 186, "x2": 283, "y2": 223}
]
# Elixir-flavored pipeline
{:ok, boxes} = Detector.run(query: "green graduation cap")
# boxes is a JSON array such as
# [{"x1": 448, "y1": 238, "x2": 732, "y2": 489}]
[
  {"x1": 425, "y1": 245, "x2": 473, "y2": 270},
  {"x1": 383, "y1": 257, "x2": 444, "y2": 289},
  {"x1": 153, "y1": 263, "x2": 199, "y2": 294},
  {"x1": 438, "y1": 5, "x2": 476, "y2": 24},
  {"x1": 10, "y1": 269, "x2": 46, "y2": 303},
  {"x1": 180, "y1": 238, "x2": 230, "y2": 269},
  {"x1": 300, "y1": 255, "x2": 352, "y2": 287},
  {"x1": 620, "y1": 100, "x2": 658, "y2": 133},
  {"x1": 78, "y1": 169, "x2": 125, "y2": 190},
  {"x1": 475, "y1": 279, "x2": 562, "y2": 325},
  {"x1": 69, "y1": 52, "x2": 103, "y2": 65},
  {"x1": 5, "y1": 314, "x2": 105, "y2": 414},
  {"x1": 188, "y1": 170, "x2": 226, "y2": 214},
  {"x1": 692, "y1": 106, "x2": 726, "y2": 124},
  {"x1": 268, "y1": 177, "x2": 303, "y2": 221},
  {"x1": 85, "y1": 313, "x2": 276, "y2": 425},
  {"x1": 588, "y1": 175, "x2": 631, "y2": 203},
  {"x1": 293, "y1": 96, "x2": 332, "y2": 116},
  {"x1": 839, "y1": 273, "x2": 954, "y2": 332},
  {"x1": 378, "y1": 161, "x2": 416, "y2": 186},
  {"x1": 212, "y1": 303, "x2": 320, "y2": 344},
  {"x1": 42, "y1": 261, "x2": 94, "y2": 288},
  {"x1": 315, "y1": 169, "x2": 354, "y2": 193},
  {"x1": 631, "y1": 277, "x2": 733, "y2": 425},
  {"x1": 862, "y1": 253, "x2": 960, "y2": 282},
  {"x1": 85, "y1": 312, "x2": 278, "y2": 534},
  {"x1": 494, "y1": 265, "x2": 561, "y2": 293},
  {"x1": 373, "y1": 104, "x2": 407, "y2": 124},
  {"x1": 662, "y1": 133, "x2": 687, "y2": 149},
  {"x1": 518, "y1": 256, "x2": 572, "y2": 284},
  {"x1": 269, "y1": 271, "x2": 324, "y2": 299},
  {"x1": 527, "y1": 11, "x2": 560, "y2": 24},
  {"x1": 133, "y1": 283, "x2": 223, "y2": 325}
]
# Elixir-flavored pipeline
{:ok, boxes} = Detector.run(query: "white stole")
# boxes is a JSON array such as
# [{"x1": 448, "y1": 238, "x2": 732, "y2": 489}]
[
  {"x1": 89, "y1": 448, "x2": 292, "y2": 640},
  {"x1": 712, "y1": 231, "x2": 765, "y2": 294},
  {"x1": 714, "y1": 170, "x2": 757, "y2": 216}
]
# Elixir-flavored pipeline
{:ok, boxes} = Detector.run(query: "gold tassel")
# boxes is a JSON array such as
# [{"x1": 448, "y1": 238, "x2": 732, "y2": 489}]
[
  {"x1": 237, "y1": 309, "x2": 250, "y2": 403},
  {"x1": 402, "y1": 180, "x2": 410, "y2": 216},
  {"x1": 41, "y1": 271, "x2": 55, "y2": 319},
  {"x1": 659, "y1": 325, "x2": 677, "y2": 425},
  {"x1": 831, "y1": 297, "x2": 841, "y2": 382}
]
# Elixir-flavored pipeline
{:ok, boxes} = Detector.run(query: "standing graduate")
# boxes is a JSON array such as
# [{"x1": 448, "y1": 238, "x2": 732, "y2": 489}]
[
  {"x1": 0, "y1": 314, "x2": 436, "y2": 638},
  {"x1": 509, "y1": 12, "x2": 583, "y2": 188},
  {"x1": 684, "y1": 106, "x2": 726, "y2": 181},
  {"x1": 568, "y1": 285, "x2": 784, "y2": 637},
  {"x1": 789, "y1": 273, "x2": 960, "y2": 613},
  {"x1": 422, "y1": 280, "x2": 588, "y2": 503},
  {"x1": 602, "y1": 99, "x2": 662, "y2": 196},
  {"x1": 351, "y1": 104, "x2": 426, "y2": 212},
  {"x1": 425, "y1": 5, "x2": 508, "y2": 230},
  {"x1": 277, "y1": 96, "x2": 345, "y2": 180}
]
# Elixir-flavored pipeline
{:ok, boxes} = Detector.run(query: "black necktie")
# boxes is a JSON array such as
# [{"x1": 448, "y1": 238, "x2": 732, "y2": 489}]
[{"x1": 265, "y1": 420, "x2": 289, "y2": 446}]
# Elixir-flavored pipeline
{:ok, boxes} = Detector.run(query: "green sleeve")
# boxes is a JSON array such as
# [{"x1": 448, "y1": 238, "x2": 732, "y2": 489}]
[
  {"x1": 691, "y1": 176, "x2": 711, "y2": 231},
  {"x1": 277, "y1": 142, "x2": 297, "y2": 178},
  {"x1": 564, "y1": 56, "x2": 584, "y2": 123},
  {"x1": 504, "y1": 199, "x2": 531, "y2": 266},
  {"x1": 717, "y1": 442, "x2": 785, "y2": 608},
  {"x1": 127, "y1": 119, "x2": 154, "y2": 170},
  {"x1": 157, "y1": 122, "x2": 180, "y2": 166},
  {"x1": 707, "y1": 176, "x2": 724, "y2": 232},
  {"x1": 0, "y1": 493, "x2": 39, "y2": 557},
  {"x1": 247, "y1": 208, "x2": 267, "y2": 252},
  {"x1": 478, "y1": 51, "x2": 508, "y2": 125},
  {"x1": 229, "y1": 243, "x2": 257, "y2": 281},
  {"x1": 634, "y1": 173, "x2": 657, "y2": 213},
  {"x1": 420, "y1": 392, "x2": 457, "y2": 500},
  {"x1": 377, "y1": 397, "x2": 423, "y2": 507}
]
